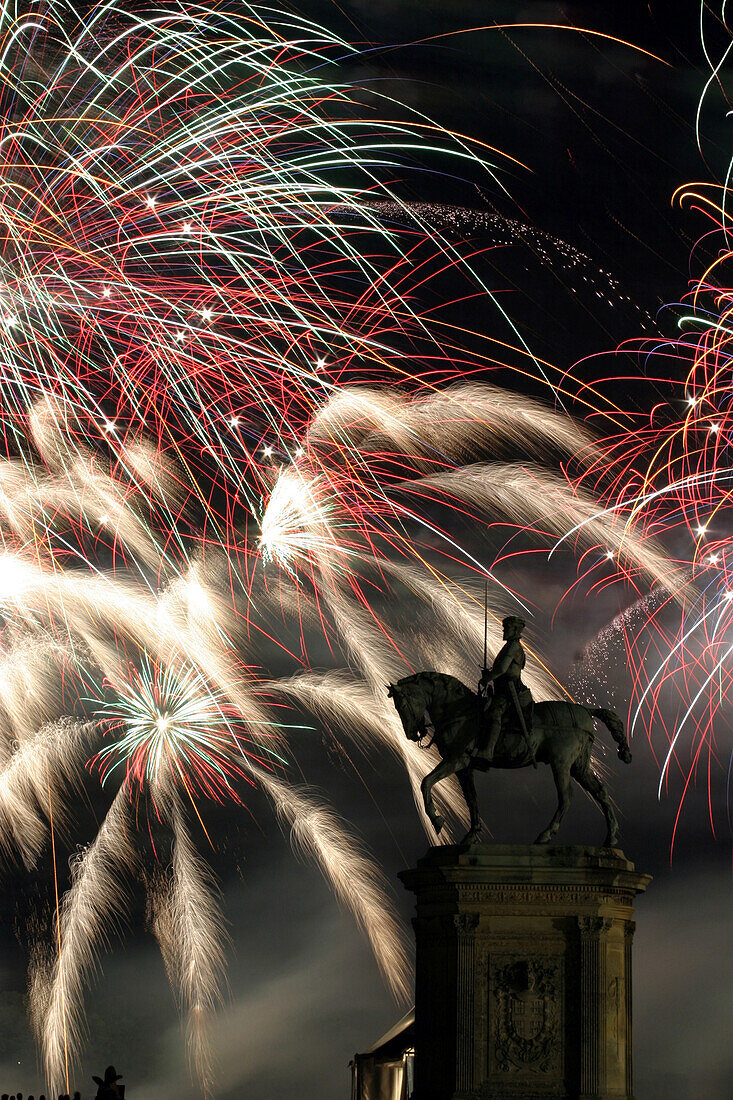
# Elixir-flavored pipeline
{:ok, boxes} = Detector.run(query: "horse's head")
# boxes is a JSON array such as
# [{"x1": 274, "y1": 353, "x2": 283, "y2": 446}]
[{"x1": 387, "y1": 679, "x2": 427, "y2": 743}]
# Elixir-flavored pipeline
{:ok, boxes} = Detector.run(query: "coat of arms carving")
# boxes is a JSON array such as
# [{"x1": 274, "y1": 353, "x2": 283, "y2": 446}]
[{"x1": 492, "y1": 957, "x2": 562, "y2": 1075}]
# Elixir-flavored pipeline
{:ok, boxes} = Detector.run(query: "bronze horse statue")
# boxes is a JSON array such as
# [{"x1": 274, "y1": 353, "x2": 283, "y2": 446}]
[{"x1": 387, "y1": 671, "x2": 632, "y2": 846}]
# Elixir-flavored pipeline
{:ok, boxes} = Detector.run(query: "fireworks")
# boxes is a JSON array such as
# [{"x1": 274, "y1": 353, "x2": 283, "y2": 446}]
[
  {"x1": 0, "y1": 371, "x2": 662, "y2": 1092},
  {"x1": 0, "y1": 0, "x2": 564, "y2": 1091},
  {"x1": 0, "y1": 0, "x2": 480, "y2": 1086},
  {"x1": 571, "y1": 214, "x2": 733, "y2": 843},
  {"x1": 0, "y1": 0, "x2": 720, "y2": 1093},
  {"x1": 0, "y1": 392, "x2": 424, "y2": 1093},
  {"x1": 0, "y1": 0, "x2": 523, "y2": 511},
  {"x1": 548, "y1": 0, "x2": 733, "y2": 847},
  {"x1": 259, "y1": 469, "x2": 342, "y2": 572},
  {"x1": 0, "y1": 372, "x2": 675, "y2": 1095},
  {"x1": 95, "y1": 658, "x2": 253, "y2": 801}
]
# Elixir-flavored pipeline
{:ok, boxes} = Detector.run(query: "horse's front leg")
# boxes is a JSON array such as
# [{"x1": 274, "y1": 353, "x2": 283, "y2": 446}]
[
  {"x1": 421, "y1": 757, "x2": 459, "y2": 834},
  {"x1": 456, "y1": 767, "x2": 481, "y2": 843}
]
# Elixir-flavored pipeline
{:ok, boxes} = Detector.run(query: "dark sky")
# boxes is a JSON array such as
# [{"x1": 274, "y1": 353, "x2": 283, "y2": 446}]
[{"x1": 1, "y1": 3, "x2": 732, "y2": 1099}]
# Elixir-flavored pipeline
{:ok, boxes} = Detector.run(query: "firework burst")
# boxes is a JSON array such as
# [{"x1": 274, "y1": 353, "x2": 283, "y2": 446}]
[{"x1": 95, "y1": 657, "x2": 257, "y2": 802}]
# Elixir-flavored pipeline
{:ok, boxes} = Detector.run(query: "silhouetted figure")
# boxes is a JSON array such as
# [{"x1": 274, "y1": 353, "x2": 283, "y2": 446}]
[
  {"x1": 39, "y1": 1093, "x2": 46, "y2": 1100},
  {"x1": 92, "y1": 1067, "x2": 123, "y2": 1100},
  {"x1": 28, "y1": 1094, "x2": 34, "y2": 1100},
  {"x1": 3, "y1": 1091, "x2": 9, "y2": 1100},
  {"x1": 73, "y1": 1092, "x2": 81, "y2": 1100}
]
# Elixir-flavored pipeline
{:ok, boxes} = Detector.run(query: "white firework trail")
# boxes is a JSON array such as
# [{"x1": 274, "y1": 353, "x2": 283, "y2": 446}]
[
  {"x1": 30, "y1": 787, "x2": 137, "y2": 1096},
  {"x1": 258, "y1": 767, "x2": 411, "y2": 1003},
  {"x1": 151, "y1": 794, "x2": 227, "y2": 1098},
  {"x1": 0, "y1": 719, "x2": 94, "y2": 870}
]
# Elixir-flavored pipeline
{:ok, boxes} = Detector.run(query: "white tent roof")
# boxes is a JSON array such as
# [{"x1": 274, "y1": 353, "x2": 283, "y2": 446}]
[{"x1": 363, "y1": 1009, "x2": 415, "y2": 1056}]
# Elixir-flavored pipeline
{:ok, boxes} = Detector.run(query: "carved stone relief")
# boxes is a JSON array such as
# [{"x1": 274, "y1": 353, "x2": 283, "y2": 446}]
[{"x1": 491, "y1": 956, "x2": 563, "y2": 1077}]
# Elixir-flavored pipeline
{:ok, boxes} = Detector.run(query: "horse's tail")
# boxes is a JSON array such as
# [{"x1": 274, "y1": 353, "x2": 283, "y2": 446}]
[{"x1": 590, "y1": 708, "x2": 632, "y2": 764}]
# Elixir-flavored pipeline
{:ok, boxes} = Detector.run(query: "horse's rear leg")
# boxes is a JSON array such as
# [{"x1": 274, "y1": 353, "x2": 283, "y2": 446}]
[
  {"x1": 572, "y1": 764, "x2": 620, "y2": 848},
  {"x1": 421, "y1": 758, "x2": 458, "y2": 835},
  {"x1": 456, "y1": 768, "x2": 481, "y2": 844},
  {"x1": 534, "y1": 760, "x2": 572, "y2": 844}
]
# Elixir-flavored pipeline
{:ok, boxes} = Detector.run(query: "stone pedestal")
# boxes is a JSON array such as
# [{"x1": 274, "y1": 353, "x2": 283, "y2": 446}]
[{"x1": 399, "y1": 845, "x2": 651, "y2": 1100}]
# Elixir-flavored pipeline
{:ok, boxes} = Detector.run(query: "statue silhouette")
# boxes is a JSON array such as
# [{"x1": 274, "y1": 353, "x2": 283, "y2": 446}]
[{"x1": 92, "y1": 1068, "x2": 124, "y2": 1100}]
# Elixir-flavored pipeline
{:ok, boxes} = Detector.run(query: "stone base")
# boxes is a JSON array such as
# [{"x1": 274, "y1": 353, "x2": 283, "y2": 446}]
[{"x1": 399, "y1": 845, "x2": 651, "y2": 1100}]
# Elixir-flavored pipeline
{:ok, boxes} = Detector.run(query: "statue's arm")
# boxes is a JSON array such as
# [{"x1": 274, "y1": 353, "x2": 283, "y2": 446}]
[{"x1": 482, "y1": 641, "x2": 520, "y2": 682}]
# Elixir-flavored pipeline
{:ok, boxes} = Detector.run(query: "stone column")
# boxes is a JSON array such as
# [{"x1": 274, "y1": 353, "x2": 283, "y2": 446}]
[
  {"x1": 400, "y1": 844, "x2": 650, "y2": 1100},
  {"x1": 624, "y1": 921, "x2": 636, "y2": 1098},
  {"x1": 454, "y1": 913, "x2": 479, "y2": 1092},
  {"x1": 578, "y1": 916, "x2": 613, "y2": 1097}
]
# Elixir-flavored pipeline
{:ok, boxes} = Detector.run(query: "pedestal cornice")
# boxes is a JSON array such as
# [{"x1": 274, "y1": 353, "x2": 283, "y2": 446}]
[{"x1": 400, "y1": 843, "x2": 651, "y2": 893}]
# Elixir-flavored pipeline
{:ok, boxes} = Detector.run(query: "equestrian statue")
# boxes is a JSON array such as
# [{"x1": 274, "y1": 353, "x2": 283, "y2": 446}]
[{"x1": 387, "y1": 613, "x2": 632, "y2": 846}]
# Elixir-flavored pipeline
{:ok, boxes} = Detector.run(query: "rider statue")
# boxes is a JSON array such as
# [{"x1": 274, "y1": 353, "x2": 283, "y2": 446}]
[
  {"x1": 388, "y1": 608, "x2": 633, "y2": 846},
  {"x1": 480, "y1": 615, "x2": 534, "y2": 762}
]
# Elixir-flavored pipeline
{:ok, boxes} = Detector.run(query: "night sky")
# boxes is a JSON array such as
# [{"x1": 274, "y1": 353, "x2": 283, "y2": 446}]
[{"x1": 1, "y1": 3, "x2": 731, "y2": 1099}]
